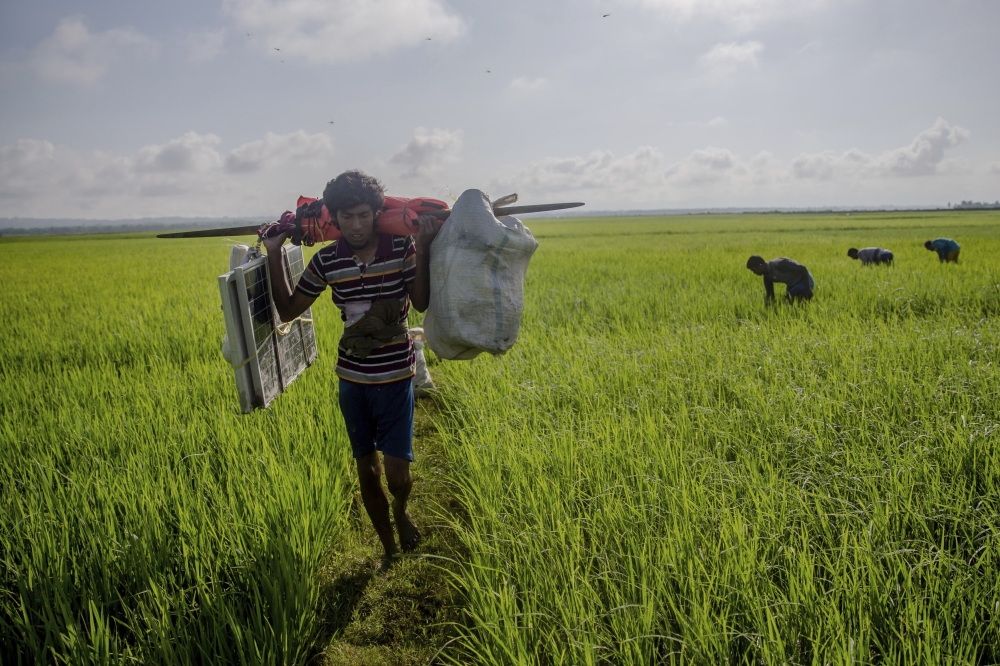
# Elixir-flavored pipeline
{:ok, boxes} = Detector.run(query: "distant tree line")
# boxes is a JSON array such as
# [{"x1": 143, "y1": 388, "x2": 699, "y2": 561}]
[{"x1": 951, "y1": 200, "x2": 1000, "y2": 210}]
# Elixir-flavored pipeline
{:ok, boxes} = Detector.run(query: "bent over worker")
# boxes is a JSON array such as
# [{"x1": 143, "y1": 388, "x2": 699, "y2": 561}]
[
  {"x1": 925, "y1": 238, "x2": 960, "y2": 263},
  {"x1": 746, "y1": 255, "x2": 814, "y2": 302},
  {"x1": 848, "y1": 247, "x2": 894, "y2": 265},
  {"x1": 264, "y1": 170, "x2": 439, "y2": 563}
]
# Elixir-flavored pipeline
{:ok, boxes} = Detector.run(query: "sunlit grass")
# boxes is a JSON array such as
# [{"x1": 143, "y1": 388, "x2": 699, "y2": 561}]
[
  {"x1": 430, "y1": 211, "x2": 1000, "y2": 664},
  {"x1": 0, "y1": 236, "x2": 354, "y2": 664},
  {"x1": 2, "y1": 211, "x2": 998, "y2": 664}
]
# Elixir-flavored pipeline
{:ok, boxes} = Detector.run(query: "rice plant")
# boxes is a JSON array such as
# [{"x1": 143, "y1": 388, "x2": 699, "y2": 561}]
[
  {"x1": 2, "y1": 211, "x2": 998, "y2": 664},
  {"x1": 429, "y1": 211, "x2": 1000, "y2": 664},
  {"x1": 0, "y1": 236, "x2": 355, "y2": 664}
]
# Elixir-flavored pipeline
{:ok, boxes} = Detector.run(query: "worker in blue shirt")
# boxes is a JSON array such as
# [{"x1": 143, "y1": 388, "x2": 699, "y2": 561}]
[{"x1": 924, "y1": 238, "x2": 960, "y2": 262}]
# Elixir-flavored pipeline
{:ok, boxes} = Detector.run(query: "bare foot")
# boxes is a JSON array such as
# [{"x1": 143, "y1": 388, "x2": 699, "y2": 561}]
[{"x1": 394, "y1": 506, "x2": 422, "y2": 552}]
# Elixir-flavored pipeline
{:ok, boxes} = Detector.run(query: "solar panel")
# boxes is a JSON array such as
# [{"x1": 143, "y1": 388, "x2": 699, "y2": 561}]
[{"x1": 218, "y1": 245, "x2": 318, "y2": 412}]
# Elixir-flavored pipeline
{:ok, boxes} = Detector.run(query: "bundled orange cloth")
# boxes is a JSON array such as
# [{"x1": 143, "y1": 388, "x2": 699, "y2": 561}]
[{"x1": 259, "y1": 195, "x2": 450, "y2": 246}]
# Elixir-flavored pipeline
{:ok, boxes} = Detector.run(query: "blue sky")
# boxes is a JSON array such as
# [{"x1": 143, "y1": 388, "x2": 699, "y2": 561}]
[{"x1": 1, "y1": 0, "x2": 998, "y2": 219}]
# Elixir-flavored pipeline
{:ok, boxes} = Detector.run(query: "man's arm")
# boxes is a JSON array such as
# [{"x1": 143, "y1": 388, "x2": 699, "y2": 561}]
[
  {"x1": 263, "y1": 233, "x2": 318, "y2": 322},
  {"x1": 407, "y1": 215, "x2": 440, "y2": 313},
  {"x1": 763, "y1": 276, "x2": 775, "y2": 301},
  {"x1": 930, "y1": 240, "x2": 948, "y2": 261}
]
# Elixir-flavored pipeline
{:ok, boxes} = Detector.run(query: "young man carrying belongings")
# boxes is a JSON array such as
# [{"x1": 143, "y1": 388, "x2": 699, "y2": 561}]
[
  {"x1": 264, "y1": 170, "x2": 439, "y2": 564},
  {"x1": 848, "y1": 247, "x2": 894, "y2": 266},
  {"x1": 746, "y1": 255, "x2": 814, "y2": 303}
]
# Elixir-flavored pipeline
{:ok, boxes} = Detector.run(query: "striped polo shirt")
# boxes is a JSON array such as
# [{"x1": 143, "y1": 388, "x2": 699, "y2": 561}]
[{"x1": 295, "y1": 233, "x2": 417, "y2": 384}]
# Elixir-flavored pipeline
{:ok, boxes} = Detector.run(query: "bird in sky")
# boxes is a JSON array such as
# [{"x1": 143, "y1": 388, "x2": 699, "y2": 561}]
[
  {"x1": 274, "y1": 47, "x2": 280, "y2": 51},
  {"x1": 426, "y1": 37, "x2": 432, "y2": 40},
  {"x1": 602, "y1": 13, "x2": 611, "y2": 17},
  {"x1": 327, "y1": 121, "x2": 335, "y2": 124},
  {"x1": 486, "y1": 69, "x2": 491, "y2": 73}
]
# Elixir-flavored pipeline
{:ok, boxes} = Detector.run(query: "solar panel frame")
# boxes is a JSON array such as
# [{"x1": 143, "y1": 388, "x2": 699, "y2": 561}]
[
  {"x1": 219, "y1": 270, "x2": 255, "y2": 411},
  {"x1": 274, "y1": 245, "x2": 319, "y2": 386},
  {"x1": 218, "y1": 245, "x2": 318, "y2": 412}
]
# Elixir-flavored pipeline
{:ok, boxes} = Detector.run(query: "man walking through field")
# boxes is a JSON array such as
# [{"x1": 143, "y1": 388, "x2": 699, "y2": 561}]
[{"x1": 264, "y1": 170, "x2": 439, "y2": 563}]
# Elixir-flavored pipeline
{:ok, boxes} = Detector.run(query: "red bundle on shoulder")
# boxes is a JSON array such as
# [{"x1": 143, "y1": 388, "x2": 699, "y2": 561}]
[{"x1": 259, "y1": 196, "x2": 450, "y2": 246}]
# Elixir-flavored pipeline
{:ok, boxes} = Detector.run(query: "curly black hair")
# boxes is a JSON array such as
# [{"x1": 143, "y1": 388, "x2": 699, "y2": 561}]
[{"x1": 322, "y1": 170, "x2": 385, "y2": 218}]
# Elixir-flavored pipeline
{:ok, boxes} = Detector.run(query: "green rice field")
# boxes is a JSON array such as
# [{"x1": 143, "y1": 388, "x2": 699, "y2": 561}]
[{"x1": 2, "y1": 210, "x2": 999, "y2": 664}]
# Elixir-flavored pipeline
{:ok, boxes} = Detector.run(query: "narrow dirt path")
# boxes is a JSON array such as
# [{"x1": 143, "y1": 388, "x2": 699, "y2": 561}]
[{"x1": 316, "y1": 397, "x2": 468, "y2": 665}]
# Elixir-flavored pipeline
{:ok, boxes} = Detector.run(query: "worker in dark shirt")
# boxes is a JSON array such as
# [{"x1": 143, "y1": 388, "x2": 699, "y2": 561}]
[
  {"x1": 924, "y1": 238, "x2": 960, "y2": 262},
  {"x1": 746, "y1": 255, "x2": 814, "y2": 302},
  {"x1": 848, "y1": 247, "x2": 894, "y2": 265}
]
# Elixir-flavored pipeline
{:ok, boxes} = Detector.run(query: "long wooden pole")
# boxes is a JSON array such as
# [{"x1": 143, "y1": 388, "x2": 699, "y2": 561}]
[{"x1": 156, "y1": 202, "x2": 585, "y2": 239}]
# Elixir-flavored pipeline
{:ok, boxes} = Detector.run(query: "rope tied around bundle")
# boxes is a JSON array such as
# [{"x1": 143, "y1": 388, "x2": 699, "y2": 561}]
[{"x1": 229, "y1": 314, "x2": 313, "y2": 371}]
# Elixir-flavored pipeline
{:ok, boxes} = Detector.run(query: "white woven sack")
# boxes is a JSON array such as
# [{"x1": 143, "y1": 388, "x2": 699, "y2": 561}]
[{"x1": 424, "y1": 189, "x2": 539, "y2": 360}]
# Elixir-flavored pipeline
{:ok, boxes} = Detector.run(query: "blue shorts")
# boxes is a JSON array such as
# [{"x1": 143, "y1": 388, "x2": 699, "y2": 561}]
[
  {"x1": 338, "y1": 377, "x2": 414, "y2": 461},
  {"x1": 876, "y1": 250, "x2": 893, "y2": 264},
  {"x1": 786, "y1": 276, "x2": 815, "y2": 296}
]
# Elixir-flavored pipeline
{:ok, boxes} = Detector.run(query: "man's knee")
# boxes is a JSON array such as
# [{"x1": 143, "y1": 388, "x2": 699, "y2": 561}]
[
  {"x1": 383, "y1": 455, "x2": 411, "y2": 495},
  {"x1": 356, "y1": 452, "x2": 382, "y2": 484}
]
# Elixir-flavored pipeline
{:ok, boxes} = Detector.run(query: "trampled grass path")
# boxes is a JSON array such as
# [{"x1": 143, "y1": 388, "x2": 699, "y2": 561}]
[{"x1": 318, "y1": 396, "x2": 468, "y2": 665}]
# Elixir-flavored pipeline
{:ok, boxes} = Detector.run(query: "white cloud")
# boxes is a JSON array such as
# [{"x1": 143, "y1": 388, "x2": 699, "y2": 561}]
[
  {"x1": 747, "y1": 151, "x2": 783, "y2": 185},
  {"x1": 664, "y1": 146, "x2": 745, "y2": 185},
  {"x1": 27, "y1": 17, "x2": 156, "y2": 84},
  {"x1": 791, "y1": 150, "x2": 836, "y2": 180},
  {"x1": 0, "y1": 139, "x2": 129, "y2": 200},
  {"x1": 875, "y1": 118, "x2": 969, "y2": 177},
  {"x1": 186, "y1": 29, "x2": 227, "y2": 62},
  {"x1": 389, "y1": 128, "x2": 463, "y2": 179},
  {"x1": 988, "y1": 163, "x2": 1000, "y2": 175},
  {"x1": 793, "y1": 118, "x2": 970, "y2": 180},
  {"x1": 222, "y1": 0, "x2": 467, "y2": 65},
  {"x1": 1, "y1": 120, "x2": 984, "y2": 218},
  {"x1": 699, "y1": 41, "x2": 763, "y2": 78},
  {"x1": 934, "y1": 158, "x2": 972, "y2": 176},
  {"x1": 490, "y1": 119, "x2": 975, "y2": 206},
  {"x1": 508, "y1": 76, "x2": 550, "y2": 94},
  {"x1": 0, "y1": 130, "x2": 335, "y2": 216},
  {"x1": 135, "y1": 132, "x2": 224, "y2": 174},
  {"x1": 491, "y1": 145, "x2": 792, "y2": 208},
  {"x1": 493, "y1": 146, "x2": 664, "y2": 195},
  {"x1": 225, "y1": 130, "x2": 334, "y2": 173},
  {"x1": 624, "y1": 0, "x2": 832, "y2": 32}
]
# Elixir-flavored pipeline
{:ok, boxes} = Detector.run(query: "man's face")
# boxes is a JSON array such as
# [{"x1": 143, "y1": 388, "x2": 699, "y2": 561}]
[
  {"x1": 750, "y1": 264, "x2": 767, "y2": 276},
  {"x1": 337, "y1": 204, "x2": 376, "y2": 249}
]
